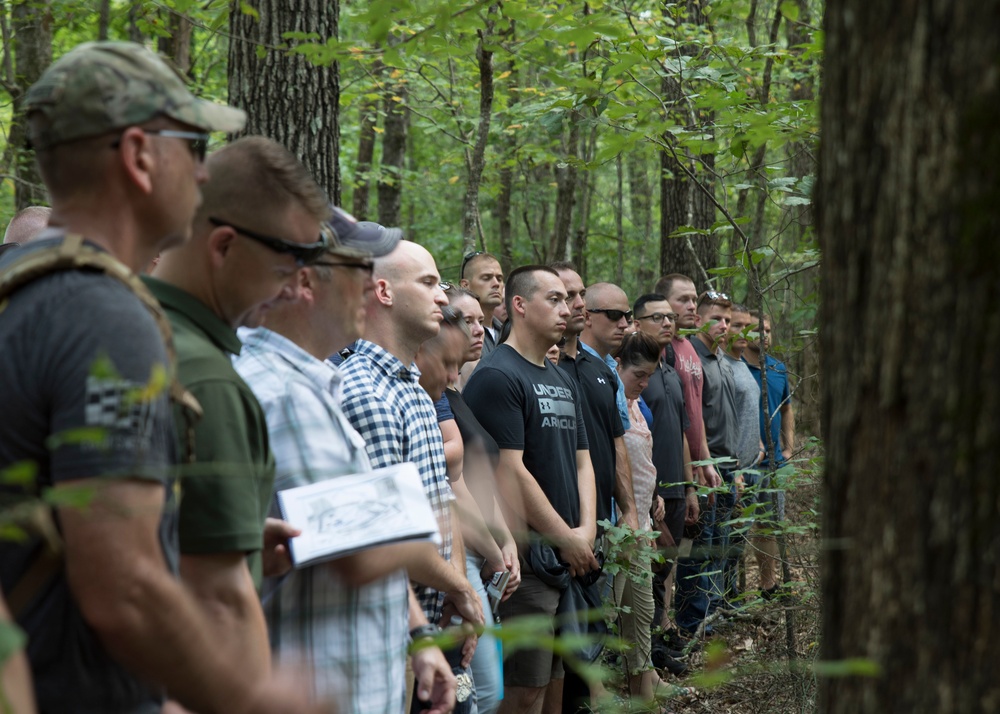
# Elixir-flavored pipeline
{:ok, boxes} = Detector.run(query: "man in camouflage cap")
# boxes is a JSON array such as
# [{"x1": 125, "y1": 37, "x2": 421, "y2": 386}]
[{"x1": 0, "y1": 42, "x2": 327, "y2": 714}]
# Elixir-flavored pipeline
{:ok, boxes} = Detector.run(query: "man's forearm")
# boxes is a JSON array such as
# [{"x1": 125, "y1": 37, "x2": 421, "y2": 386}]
[
  {"x1": 781, "y1": 404, "x2": 796, "y2": 456},
  {"x1": 575, "y1": 450, "x2": 598, "y2": 540},
  {"x1": 179, "y1": 553, "x2": 271, "y2": 680}
]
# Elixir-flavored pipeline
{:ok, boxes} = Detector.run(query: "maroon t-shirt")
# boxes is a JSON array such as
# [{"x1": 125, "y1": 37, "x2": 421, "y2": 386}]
[{"x1": 672, "y1": 337, "x2": 706, "y2": 461}]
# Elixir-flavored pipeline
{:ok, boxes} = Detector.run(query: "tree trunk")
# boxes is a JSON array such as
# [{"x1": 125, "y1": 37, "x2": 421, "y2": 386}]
[
  {"x1": 496, "y1": 49, "x2": 517, "y2": 272},
  {"x1": 818, "y1": 2, "x2": 1000, "y2": 712},
  {"x1": 627, "y1": 148, "x2": 653, "y2": 290},
  {"x1": 460, "y1": 8, "x2": 496, "y2": 253},
  {"x1": 657, "y1": 0, "x2": 717, "y2": 289},
  {"x1": 229, "y1": 0, "x2": 340, "y2": 203},
  {"x1": 10, "y1": 0, "x2": 51, "y2": 209},
  {"x1": 351, "y1": 94, "x2": 379, "y2": 220},
  {"x1": 377, "y1": 41, "x2": 407, "y2": 227},
  {"x1": 550, "y1": 110, "x2": 579, "y2": 262},
  {"x1": 158, "y1": 10, "x2": 192, "y2": 75},
  {"x1": 97, "y1": 0, "x2": 110, "y2": 40}
]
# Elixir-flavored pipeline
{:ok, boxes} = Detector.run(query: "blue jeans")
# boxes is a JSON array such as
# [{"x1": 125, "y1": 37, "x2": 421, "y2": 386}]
[
  {"x1": 467, "y1": 553, "x2": 502, "y2": 714},
  {"x1": 674, "y1": 496, "x2": 716, "y2": 635},
  {"x1": 708, "y1": 472, "x2": 737, "y2": 611}
]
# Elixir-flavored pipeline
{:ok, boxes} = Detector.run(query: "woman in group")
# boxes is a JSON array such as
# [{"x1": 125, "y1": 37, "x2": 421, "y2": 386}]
[
  {"x1": 613, "y1": 330, "x2": 678, "y2": 705},
  {"x1": 427, "y1": 285, "x2": 522, "y2": 714}
]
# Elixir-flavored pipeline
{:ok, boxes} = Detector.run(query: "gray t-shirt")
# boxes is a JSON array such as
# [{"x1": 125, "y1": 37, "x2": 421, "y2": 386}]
[
  {"x1": 690, "y1": 337, "x2": 740, "y2": 469},
  {"x1": 0, "y1": 238, "x2": 178, "y2": 713},
  {"x1": 723, "y1": 353, "x2": 761, "y2": 470}
]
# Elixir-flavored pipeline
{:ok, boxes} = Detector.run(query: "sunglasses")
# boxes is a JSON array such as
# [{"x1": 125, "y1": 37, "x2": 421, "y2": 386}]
[
  {"x1": 208, "y1": 217, "x2": 329, "y2": 266},
  {"x1": 460, "y1": 251, "x2": 486, "y2": 279},
  {"x1": 635, "y1": 312, "x2": 679, "y2": 324},
  {"x1": 697, "y1": 290, "x2": 731, "y2": 305},
  {"x1": 312, "y1": 259, "x2": 375, "y2": 277},
  {"x1": 589, "y1": 308, "x2": 632, "y2": 322},
  {"x1": 112, "y1": 129, "x2": 211, "y2": 162}
]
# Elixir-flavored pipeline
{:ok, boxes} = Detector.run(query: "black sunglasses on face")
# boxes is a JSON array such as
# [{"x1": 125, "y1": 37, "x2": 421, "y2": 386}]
[
  {"x1": 636, "y1": 312, "x2": 679, "y2": 324},
  {"x1": 312, "y1": 259, "x2": 375, "y2": 277},
  {"x1": 589, "y1": 308, "x2": 632, "y2": 322},
  {"x1": 112, "y1": 129, "x2": 211, "y2": 162},
  {"x1": 208, "y1": 217, "x2": 329, "y2": 266}
]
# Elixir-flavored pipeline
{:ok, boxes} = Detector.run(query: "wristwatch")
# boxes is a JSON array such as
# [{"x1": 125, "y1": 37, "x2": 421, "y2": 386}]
[{"x1": 408, "y1": 623, "x2": 442, "y2": 654}]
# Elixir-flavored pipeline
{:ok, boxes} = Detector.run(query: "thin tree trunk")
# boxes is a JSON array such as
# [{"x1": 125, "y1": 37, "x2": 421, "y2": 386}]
[
  {"x1": 550, "y1": 111, "x2": 579, "y2": 262},
  {"x1": 229, "y1": 0, "x2": 340, "y2": 203},
  {"x1": 627, "y1": 148, "x2": 653, "y2": 290},
  {"x1": 10, "y1": 0, "x2": 51, "y2": 209},
  {"x1": 377, "y1": 34, "x2": 407, "y2": 227},
  {"x1": 158, "y1": 10, "x2": 192, "y2": 75},
  {"x1": 97, "y1": 0, "x2": 110, "y2": 40},
  {"x1": 460, "y1": 7, "x2": 497, "y2": 253},
  {"x1": 351, "y1": 94, "x2": 379, "y2": 219},
  {"x1": 615, "y1": 152, "x2": 624, "y2": 285},
  {"x1": 818, "y1": 1, "x2": 1000, "y2": 711},
  {"x1": 496, "y1": 45, "x2": 517, "y2": 272}
]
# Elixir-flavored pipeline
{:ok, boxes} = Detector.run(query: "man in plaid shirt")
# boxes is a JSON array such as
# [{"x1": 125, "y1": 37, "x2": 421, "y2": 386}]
[
  {"x1": 339, "y1": 239, "x2": 484, "y2": 708},
  {"x1": 236, "y1": 212, "x2": 462, "y2": 713}
]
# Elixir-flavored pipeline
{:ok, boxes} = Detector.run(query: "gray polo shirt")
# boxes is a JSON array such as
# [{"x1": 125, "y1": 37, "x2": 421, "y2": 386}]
[
  {"x1": 690, "y1": 336, "x2": 740, "y2": 469},
  {"x1": 723, "y1": 352, "x2": 761, "y2": 470}
]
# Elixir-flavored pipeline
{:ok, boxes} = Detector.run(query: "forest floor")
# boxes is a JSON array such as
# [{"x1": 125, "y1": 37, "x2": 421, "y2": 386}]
[{"x1": 599, "y1": 458, "x2": 823, "y2": 714}]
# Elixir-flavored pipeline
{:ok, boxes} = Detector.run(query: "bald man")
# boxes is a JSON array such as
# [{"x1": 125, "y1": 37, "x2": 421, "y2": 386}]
[
  {"x1": 2, "y1": 206, "x2": 51, "y2": 244},
  {"x1": 338, "y1": 240, "x2": 484, "y2": 708},
  {"x1": 579, "y1": 281, "x2": 633, "y2": 431}
]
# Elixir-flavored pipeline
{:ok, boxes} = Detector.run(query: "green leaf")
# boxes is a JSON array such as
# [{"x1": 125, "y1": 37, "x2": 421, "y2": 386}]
[
  {"x1": 0, "y1": 621, "x2": 26, "y2": 666},
  {"x1": 238, "y1": 0, "x2": 259, "y2": 21},
  {"x1": 780, "y1": 1, "x2": 800, "y2": 22},
  {"x1": 814, "y1": 658, "x2": 881, "y2": 677}
]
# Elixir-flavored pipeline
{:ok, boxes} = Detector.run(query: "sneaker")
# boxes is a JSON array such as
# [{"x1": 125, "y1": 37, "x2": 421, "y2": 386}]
[{"x1": 651, "y1": 643, "x2": 690, "y2": 676}]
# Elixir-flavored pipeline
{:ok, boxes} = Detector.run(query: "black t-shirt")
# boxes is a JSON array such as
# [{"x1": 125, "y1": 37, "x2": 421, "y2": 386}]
[
  {"x1": 0, "y1": 238, "x2": 178, "y2": 713},
  {"x1": 641, "y1": 361, "x2": 690, "y2": 499},
  {"x1": 464, "y1": 345, "x2": 589, "y2": 528},
  {"x1": 557, "y1": 348, "x2": 624, "y2": 526},
  {"x1": 445, "y1": 388, "x2": 500, "y2": 471}
]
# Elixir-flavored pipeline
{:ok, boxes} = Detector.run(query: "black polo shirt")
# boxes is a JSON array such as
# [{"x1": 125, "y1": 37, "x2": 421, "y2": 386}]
[
  {"x1": 558, "y1": 346, "x2": 624, "y2": 526},
  {"x1": 641, "y1": 360, "x2": 690, "y2": 499}
]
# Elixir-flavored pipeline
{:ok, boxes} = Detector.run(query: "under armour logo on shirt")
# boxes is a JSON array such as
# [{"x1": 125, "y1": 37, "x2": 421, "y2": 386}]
[{"x1": 597, "y1": 377, "x2": 607, "y2": 384}]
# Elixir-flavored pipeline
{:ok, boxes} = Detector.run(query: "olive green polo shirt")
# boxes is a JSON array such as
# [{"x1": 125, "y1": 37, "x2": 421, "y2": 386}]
[{"x1": 144, "y1": 277, "x2": 275, "y2": 586}]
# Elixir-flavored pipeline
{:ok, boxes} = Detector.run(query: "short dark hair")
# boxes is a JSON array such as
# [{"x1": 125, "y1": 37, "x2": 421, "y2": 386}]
[
  {"x1": 612, "y1": 331, "x2": 662, "y2": 368},
  {"x1": 653, "y1": 273, "x2": 693, "y2": 299},
  {"x1": 731, "y1": 302, "x2": 750, "y2": 315},
  {"x1": 548, "y1": 260, "x2": 578, "y2": 273},
  {"x1": 505, "y1": 264, "x2": 560, "y2": 319},
  {"x1": 461, "y1": 251, "x2": 500, "y2": 279},
  {"x1": 633, "y1": 293, "x2": 669, "y2": 318},
  {"x1": 696, "y1": 290, "x2": 733, "y2": 313}
]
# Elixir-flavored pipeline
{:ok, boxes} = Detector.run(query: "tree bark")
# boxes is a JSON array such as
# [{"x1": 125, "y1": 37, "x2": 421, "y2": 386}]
[
  {"x1": 377, "y1": 37, "x2": 407, "y2": 227},
  {"x1": 460, "y1": 7, "x2": 496, "y2": 253},
  {"x1": 626, "y1": 147, "x2": 653, "y2": 290},
  {"x1": 158, "y1": 10, "x2": 192, "y2": 75},
  {"x1": 229, "y1": 0, "x2": 340, "y2": 203},
  {"x1": 657, "y1": 0, "x2": 717, "y2": 289},
  {"x1": 818, "y1": 2, "x2": 1000, "y2": 712},
  {"x1": 550, "y1": 110, "x2": 579, "y2": 262},
  {"x1": 351, "y1": 95, "x2": 379, "y2": 220},
  {"x1": 10, "y1": 0, "x2": 51, "y2": 209}
]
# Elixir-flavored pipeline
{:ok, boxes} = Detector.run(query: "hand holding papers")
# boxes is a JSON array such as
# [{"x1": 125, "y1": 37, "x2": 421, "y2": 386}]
[{"x1": 276, "y1": 462, "x2": 441, "y2": 568}]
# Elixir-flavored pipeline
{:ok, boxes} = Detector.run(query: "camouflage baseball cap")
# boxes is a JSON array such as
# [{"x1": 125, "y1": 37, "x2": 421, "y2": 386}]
[{"x1": 24, "y1": 41, "x2": 246, "y2": 150}]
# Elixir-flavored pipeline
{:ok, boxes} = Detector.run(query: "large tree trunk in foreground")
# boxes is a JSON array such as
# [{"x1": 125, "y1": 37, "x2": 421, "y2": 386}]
[
  {"x1": 229, "y1": 0, "x2": 340, "y2": 203},
  {"x1": 818, "y1": 2, "x2": 1000, "y2": 712}
]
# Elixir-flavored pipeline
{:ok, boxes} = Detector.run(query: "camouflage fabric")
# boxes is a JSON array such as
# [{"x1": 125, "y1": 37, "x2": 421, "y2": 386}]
[{"x1": 24, "y1": 41, "x2": 246, "y2": 150}]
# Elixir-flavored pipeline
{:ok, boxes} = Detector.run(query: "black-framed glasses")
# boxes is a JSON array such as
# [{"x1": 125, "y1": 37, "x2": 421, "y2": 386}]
[
  {"x1": 460, "y1": 251, "x2": 486, "y2": 278},
  {"x1": 697, "y1": 290, "x2": 731, "y2": 305},
  {"x1": 589, "y1": 308, "x2": 632, "y2": 322},
  {"x1": 208, "y1": 217, "x2": 329, "y2": 266},
  {"x1": 636, "y1": 312, "x2": 679, "y2": 324},
  {"x1": 111, "y1": 130, "x2": 211, "y2": 162},
  {"x1": 312, "y1": 260, "x2": 375, "y2": 277}
]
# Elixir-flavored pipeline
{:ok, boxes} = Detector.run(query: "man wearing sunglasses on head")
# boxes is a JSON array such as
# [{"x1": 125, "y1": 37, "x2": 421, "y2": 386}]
[{"x1": 145, "y1": 135, "x2": 332, "y2": 699}]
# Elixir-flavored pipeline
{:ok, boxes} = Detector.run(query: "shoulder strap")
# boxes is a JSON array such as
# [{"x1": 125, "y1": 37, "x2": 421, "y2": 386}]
[{"x1": 0, "y1": 236, "x2": 203, "y2": 618}]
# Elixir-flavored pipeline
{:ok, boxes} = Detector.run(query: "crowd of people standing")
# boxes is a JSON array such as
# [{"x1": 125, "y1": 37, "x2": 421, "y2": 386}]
[{"x1": 0, "y1": 40, "x2": 796, "y2": 714}]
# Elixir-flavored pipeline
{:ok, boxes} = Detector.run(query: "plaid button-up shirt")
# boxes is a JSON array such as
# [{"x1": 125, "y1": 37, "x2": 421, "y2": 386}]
[
  {"x1": 339, "y1": 339, "x2": 454, "y2": 624},
  {"x1": 235, "y1": 327, "x2": 409, "y2": 714}
]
